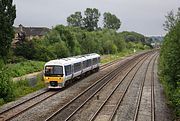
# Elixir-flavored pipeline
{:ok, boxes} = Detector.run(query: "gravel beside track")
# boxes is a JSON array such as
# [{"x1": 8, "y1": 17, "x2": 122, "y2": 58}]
[
  {"x1": 0, "y1": 53, "x2": 125, "y2": 117},
  {"x1": 113, "y1": 53, "x2": 156, "y2": 121},
  {"x1": 0, "y1": 90, "x2": 60, "y2": 121},
  {"x1": 66, "y1": 52, "x2": 156, "y2": 121},
  {"x1": 67, "y1": 52, "x2": 151, "y2": 121},
  {"x1": 133, "y1": 53, "x2": 157, "y2": 121},
  {"x1": 154, "y1": 56, "x2": 173, "y2": 121},
  {"x1": 6, "y1": 51, "x2": 147, "y2": 121},
  {"x1": 1, "y1": 50, "x2": 172, "y2": 121},
  {"x1": 0, "y1": 88, "x2": 47, "y2": 114},
  {"x1": 44, "y1": 52, "x2": 148, "y2": 121}
]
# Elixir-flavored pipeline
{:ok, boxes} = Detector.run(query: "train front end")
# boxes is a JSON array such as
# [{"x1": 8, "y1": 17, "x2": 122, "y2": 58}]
[{"x1": 44, "y1": 64, "x2": 65, "y2": 89}]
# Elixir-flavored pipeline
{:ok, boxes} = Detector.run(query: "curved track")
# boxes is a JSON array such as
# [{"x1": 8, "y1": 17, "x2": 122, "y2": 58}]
[
  {"x1": 89, "y1": 54, "x2": 158, "y2": 121},
  {"x1": 45, "y1": 51, "x2": 154, "y2": 121},
  {"x1": 0, "y1": 51, "x2": 155, "y2": 121},
  {"x1": 0, "y1": 53, "x2": 127, "y2": 121},
  {"x1": 67, "y1": 52, "x2": 158, "y2": 121}
]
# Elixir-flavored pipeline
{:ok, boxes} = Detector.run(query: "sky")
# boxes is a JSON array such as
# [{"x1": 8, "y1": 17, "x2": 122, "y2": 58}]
[{"x1": 13, "y1": 0, "x2": 180, "y2": 36}]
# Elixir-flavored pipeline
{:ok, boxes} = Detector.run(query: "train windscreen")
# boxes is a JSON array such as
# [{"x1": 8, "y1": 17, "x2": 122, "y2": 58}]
[{"x1": 45, "y1": 66, "x2": 63, "y2": 76}]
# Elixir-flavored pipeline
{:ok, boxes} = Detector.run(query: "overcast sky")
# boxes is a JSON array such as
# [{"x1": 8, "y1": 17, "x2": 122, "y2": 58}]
[{"x1": 13, "y1": 0, "x2": 180, "y2": 36}]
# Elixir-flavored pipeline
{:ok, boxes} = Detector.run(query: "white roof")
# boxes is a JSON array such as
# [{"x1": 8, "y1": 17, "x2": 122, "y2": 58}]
[{"x1": 44, "y1": 53, "x2": 100, "y2": 66}]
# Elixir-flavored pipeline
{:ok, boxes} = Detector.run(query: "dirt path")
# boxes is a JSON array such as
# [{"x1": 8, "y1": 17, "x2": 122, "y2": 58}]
[{"x1": 12, "y1": 71, "x2": 42, "y2": 82}]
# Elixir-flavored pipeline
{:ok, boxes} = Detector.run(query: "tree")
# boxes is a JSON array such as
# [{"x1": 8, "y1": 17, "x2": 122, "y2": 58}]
[
  {"x1": 163, "y1": 7, "x2": 180, "y2": 31},
  {"x1": 53, "y1": 41, "x2": 70, "y2": 58},
  {"x1": 103, "y1": 12, "x2": 121, "y2": 30},
  {"x1": 160, "y1": 9, "x2": 180, "y2": 117},
  {"x1": 83, "y1": 8, "x2": 100, "y2": 31},
  {"x1": 0, "y1": 0, "x2": 16, "y2": 63},
  {"x1": 67, "y1": 12, "x2": 82, "y2": 27}
]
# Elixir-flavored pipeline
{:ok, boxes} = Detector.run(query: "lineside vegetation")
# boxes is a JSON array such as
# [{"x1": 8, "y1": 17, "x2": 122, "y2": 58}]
[
  {"x1": 159, "y1": 8, "x2": 180, "y2": 118},
  {"x1": 1, "y1": 6, "x2": 152, "y2": 106},
  {"x1": 13, "y1": 25, "x2": 151, "y2": 62}
]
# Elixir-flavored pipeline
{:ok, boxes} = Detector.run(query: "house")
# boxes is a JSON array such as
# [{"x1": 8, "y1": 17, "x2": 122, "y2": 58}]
[{"x1": 13, "y1": 24, "x2": 50, "y2": 45}]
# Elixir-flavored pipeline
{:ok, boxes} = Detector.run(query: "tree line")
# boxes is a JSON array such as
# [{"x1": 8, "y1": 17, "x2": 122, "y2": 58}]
[
  {"x1": 14, "y1": 25, "x2": 150, "y2": 62},
  {"x1": 67, "y1": 8, "x2": 121, "y2": 31},
  {"x1": 160, "y1": 7, "x2": 180, "y2": 117},
  {"x1": 13, "y1": 8, "x2": 150, "y2": 62}
]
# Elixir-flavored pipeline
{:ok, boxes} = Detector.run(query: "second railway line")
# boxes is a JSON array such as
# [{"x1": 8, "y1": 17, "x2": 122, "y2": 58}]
[{"x1": 0, "y1": 51, "x2": 161, "y2": 121}]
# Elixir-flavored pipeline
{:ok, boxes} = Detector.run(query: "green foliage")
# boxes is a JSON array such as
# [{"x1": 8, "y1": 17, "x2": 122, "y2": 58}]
[
  {"x1": 13, "y1": 78, "x2": 45, "y2": 99},
  {"x1": 120, "y1": 31, "x2": 146, "y2": 43},
  {"x1": 13, "y1": 25, "x2": 150, "y2": 62},
  {"x1": 0, "y1": 73, "x2": 45, "y2": 106},
  {"x1": 100, "y1": 49, "x2": 135, "y2": 64},
  {"x1": 0, "y1": 60, "x2": 15, "y2": 103},
  {"x1": 7, "y1": 60, "x2": 45, "y2": 77},
  {"x1": 67, "y1": 8, "x2": 122, "y2": 31},
  {"x1": 53, "y1": 41, "x2": 70, "y2": 58},
  {"x1": 159, "y1": 20, "x2": 180, "y2": 117},
  {"x1": 67, "y1": 11, "x2": 82, "y2": 27},
  {"x1": 14, "y1": 39, "x2": 56, "y2": 61},
  {"x1": 83, "y1": 8, "x2": 101, "y2": 31},
  {"x1": 163, "y1": 7, "x2": 180, "y2": 31},
  {"x1": 0, "y1": 0, "x2": 16, "y2": 62},
  {"x1": 103, "y1": 12, "x2": 121, "y2": 30}
]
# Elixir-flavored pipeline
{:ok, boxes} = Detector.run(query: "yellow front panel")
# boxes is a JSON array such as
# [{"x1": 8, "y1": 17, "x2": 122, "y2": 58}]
[{"x1": 44, "y1": 76, "x2": 64, "y2": 83}]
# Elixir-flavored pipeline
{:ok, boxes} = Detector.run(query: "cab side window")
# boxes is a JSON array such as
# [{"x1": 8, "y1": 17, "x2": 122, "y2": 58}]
[{"x1": 93, "y1": 58, "x2": 97, "y2": 65}]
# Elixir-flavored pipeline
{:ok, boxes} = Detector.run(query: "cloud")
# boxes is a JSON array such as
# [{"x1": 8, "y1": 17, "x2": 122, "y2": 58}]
[{"x1": 13, "y1": 0, "x2": 180, "y2": 36}]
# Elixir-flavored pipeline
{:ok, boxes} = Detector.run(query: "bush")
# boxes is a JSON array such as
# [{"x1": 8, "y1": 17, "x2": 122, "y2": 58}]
[
  {"x1": 0, "y1": 60, "x2": 15, "y2": 102},
  {"x1": 159, "y1": 21, "x2": 180, "y2": 117},
  {"x1": 13, "y1": 76, "x2": 45, "y2": 99},
  {"x1": 13, "y1": 25, "x2": 151, "y2": 62},
  {"x1": 7, "y1": 60, "x2": 45, "y2": 77}
]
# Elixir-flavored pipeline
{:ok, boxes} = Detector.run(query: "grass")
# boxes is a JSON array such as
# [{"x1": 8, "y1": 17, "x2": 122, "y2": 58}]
[
  {"x1": 0, "y1": 49, "x2": 149, "y2": 107},
  {"x1": 100, "y1": 49, "x2": 145, "y2": 64},
  {"x1": 7, "y1": 60, "x2": 45, "y2": 77},
  {"x1": 13, "y1": 75, "x2": 45, "y2": 99},
  {"x1": 0, "y1": 75, "x2": 45, "y2": 106}
]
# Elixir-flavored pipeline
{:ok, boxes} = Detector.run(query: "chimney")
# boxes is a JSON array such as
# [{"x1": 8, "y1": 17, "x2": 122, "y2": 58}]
[{"x1": 19, "y1": 24, "x2": 23, "y2": 32}]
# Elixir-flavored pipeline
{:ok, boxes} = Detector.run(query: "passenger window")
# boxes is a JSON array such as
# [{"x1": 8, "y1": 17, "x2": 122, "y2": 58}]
[
  {"x1": 87, "y1": 59, "x2": 91, "y2": 67},
  {"x1": 83, "y1": 61, "x2": 86, "y2": 69},
  {"x1": 74, "y1": 62, "x2": 81, "y2": 72},
  {"x1": 65, "y1": 65, "x2": 71, "y2": 76}
]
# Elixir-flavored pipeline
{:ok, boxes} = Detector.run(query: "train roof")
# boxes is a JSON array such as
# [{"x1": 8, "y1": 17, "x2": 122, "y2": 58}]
[{"x1": 44, "y1": 53, "x2": 100, "y2": 66}]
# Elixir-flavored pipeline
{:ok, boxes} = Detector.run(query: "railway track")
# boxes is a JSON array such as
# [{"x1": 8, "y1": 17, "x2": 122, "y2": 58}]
[
  {"x1": 44, "y1": 51, "x2": 154, "y2": 121},
  {"x1": 88, "y1": 53, "x2": 158, "y2": 121},
  {"x1": 0, "y1": 53, "x2": 127, "y2": 121},
  {"x1": 65, "y1": 52, "x2": 158, "y2": 121},
  {"x1": 0, "y1": 51, "x2": 154, "y2": 121},
  {"x1": 133, "y1": 53, "x2": 158, "y2": 121},
  {"x1": 0, "y1": 90, "x2": 60, "y2": 121},
  {"x1": 104, "y1": 52, "x2": 158, "y2": 121},
  {"x1": 100, "y1": 51, "x2": 147, "y2": 70}
]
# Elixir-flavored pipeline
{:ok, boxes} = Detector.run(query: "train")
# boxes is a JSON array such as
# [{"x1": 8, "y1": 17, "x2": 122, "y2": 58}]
[{"x1": 43, "y1": 53, "x2": 100, "y2": 89}]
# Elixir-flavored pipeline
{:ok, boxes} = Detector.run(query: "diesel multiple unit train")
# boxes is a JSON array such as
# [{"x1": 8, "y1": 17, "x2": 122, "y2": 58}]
[{"x1": 43, "y1": 53, "x2": 100, "y2": 89}]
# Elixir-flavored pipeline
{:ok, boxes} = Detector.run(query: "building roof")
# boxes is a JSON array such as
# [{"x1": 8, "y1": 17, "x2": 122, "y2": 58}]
[{"x1": 14, "y1": 24, "x2": 50, "y2": 36}]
